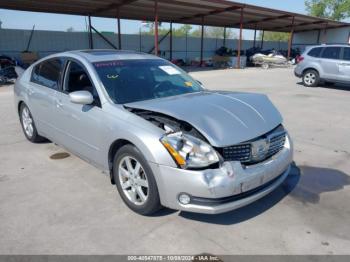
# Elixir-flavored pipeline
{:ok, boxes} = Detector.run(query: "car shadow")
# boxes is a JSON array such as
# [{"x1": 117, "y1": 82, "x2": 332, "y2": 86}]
[
  {"x1": 183, "y1": 66, "x2": 221, "y2": 73},
  {"x1": 297, "y1": 81, "x2": 350, "y2": 91},
  {"x1": 150, "y1": 208, "x2": 178, "y2": 217},
  {"x1": 179, "y1": 163, "x2": 350, "y2": 225},
  {"x1": 287, "y1": 165, "x2": 350, "y2": 204},
  {"x1": 38, "y1": 138, "x2": 52, "y2": 144}
]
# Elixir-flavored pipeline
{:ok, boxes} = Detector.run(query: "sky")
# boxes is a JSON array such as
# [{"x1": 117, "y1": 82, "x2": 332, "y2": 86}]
[{"x1": 0, "y1": 0, "x2": 309, "y2": 39}]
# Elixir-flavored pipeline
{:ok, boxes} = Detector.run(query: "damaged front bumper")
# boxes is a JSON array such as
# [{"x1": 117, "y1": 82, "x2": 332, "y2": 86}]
[{"x1": 150, "y1": 134, "x2": 293, "y2": 214}]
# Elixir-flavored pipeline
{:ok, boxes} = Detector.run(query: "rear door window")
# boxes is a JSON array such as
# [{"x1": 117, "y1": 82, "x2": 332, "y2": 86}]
[
  {"x1": 308, "y1": 47, "x2": 323, "y2": 58},
  {"x1": 321, "y1": 47, "x2": 341, "y2": 60},
  {"x1": 31, "y1": 58, "x2": 65, "y2": 90},
  {"x1": 342, "y1": 47, "x2": 350, "y2": 61}
]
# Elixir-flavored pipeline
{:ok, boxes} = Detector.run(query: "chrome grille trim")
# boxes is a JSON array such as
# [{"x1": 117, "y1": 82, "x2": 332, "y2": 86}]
[{"x1": 220, "y1": 126, "x2": 286, "y2": 164}]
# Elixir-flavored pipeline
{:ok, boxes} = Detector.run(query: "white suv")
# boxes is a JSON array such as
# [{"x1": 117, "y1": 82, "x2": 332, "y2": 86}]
[{"x1": 294, "y1": 45, "x2": 350, "y2": 87}]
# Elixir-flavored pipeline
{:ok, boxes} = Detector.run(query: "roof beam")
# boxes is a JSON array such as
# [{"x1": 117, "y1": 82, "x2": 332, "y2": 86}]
[
  {"x1": 92, "y1": 0, "x2": 139, "y2": 15},
  {"x1": 174, "y1": 5, "x2": 243, "y2": 23},
  {"x1": 270, "y1": 20, "x2": 326, "y2": 31},
  {"x1": 156, "y1": 0, "x2": 241, "y2": 12},
  {"x1": 232, "y1": 14, "x2": 291, "y2": 27},
  {"x1": 296, "y1": 24, "x2": 349, "y2": 32}
]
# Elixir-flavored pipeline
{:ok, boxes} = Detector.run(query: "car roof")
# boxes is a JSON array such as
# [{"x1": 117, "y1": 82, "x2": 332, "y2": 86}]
[
  {"x1": 59, "y1": 49, "x2": 162, "y2": 63},
  {"x1": 307, "y1": 44, "x2": 349, "y2": 49}
]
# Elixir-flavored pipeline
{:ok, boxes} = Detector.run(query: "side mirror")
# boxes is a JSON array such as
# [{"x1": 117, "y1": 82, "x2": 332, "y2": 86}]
[{"x1": 69, "y1": 91, "x2": 94, "y2": 105}]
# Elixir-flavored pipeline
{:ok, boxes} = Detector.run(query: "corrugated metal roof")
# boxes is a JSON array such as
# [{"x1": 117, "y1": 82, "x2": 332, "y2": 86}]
[{"x1": 0, "y1": 0, "x2": 349, "y2": 32}]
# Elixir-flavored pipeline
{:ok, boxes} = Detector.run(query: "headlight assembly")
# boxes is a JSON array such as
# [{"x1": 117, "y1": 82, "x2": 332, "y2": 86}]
[{"x1": 160, "y1": 132, "x2": 219, "y2": 169}]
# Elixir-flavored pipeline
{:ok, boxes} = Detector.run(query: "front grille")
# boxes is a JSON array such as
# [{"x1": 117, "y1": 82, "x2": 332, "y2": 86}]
[
  {"x1": 266, "y1": 132, "x2": 286, "y2": 159},
  {"x1": 222, "y1": 143, "x2": 251, "y2": 162},
  {"x1": 219, "y1": 125, "x2": 286, "y2": 164}
]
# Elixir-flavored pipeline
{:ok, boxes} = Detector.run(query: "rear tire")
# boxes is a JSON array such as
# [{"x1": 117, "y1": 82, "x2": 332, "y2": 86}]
[
  {"x1": 113, "y1": 144, "x2": 162, "y2": 215},
  {"x1": 302, "y1": 69, "x2": 319, "y2": 87},
  {"x1": 19, "y1": 103, "x2": 46, "y2": 143}
]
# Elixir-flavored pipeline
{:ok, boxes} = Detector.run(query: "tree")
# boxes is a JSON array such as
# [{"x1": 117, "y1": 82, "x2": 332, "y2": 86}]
[
  {"x1": 66, "y1": 27, "x2": 74, "y2": 32},
  {"x1": 141, "y1": 23, "x2": 238, "y2": 39},
  {"x1": 258, "y1": 31, "x2": 290, "y2": 41},
  {"x1": 305, "y1": 0, "x2": 350, "y2": 21},
  {"x1": 190, "y1": 26, "x2": 237, "y2": 39},
  {"x1": 206, "y1": 27, "x2": 237, "y2": 39},
  {"x1": 173, "y1": 24, "x2": 192, "y2": 37}
]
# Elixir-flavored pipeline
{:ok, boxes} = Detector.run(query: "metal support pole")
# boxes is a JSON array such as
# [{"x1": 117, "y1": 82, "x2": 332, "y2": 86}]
[
  {"x1": 323, "y1": 23, "x2": 328, "y2": 44},
  {"x1": 91, "y1": 25, "x2": 118, "y2": 49},
  {"x1": 223, "y1": 27, "x2": 226, "y2": 47},
  {"x1": 316, "y1": 29, "x2": 321, "y2": 44},
  {"x1": 170, "y1": 22, "x2": 173, "y2": 61},
  {"x1": 139, "y1": 28, "x2": 142, "y2": 52},
  {"x1": 185, "y1": 30, "x2": 188, "y2": 61},
  {"x1": 253, "y1": 24, "x2": 257, "y2": 48},
  {"x1": 261, "y1": 30, "x2": 265, "y2": 49},
  {"x1": 200, "y1": 16, "x2": 204, "y2": 67},
  {"x1": 88, "y1": 15, "x2": 93, "y2": 49},
  {"x1": 287, "y1": 16, "x2": 295, "y2": 59},
  {"x1": 117, "y1": 9, "x2": 122, "y2": 50},
  {"x1": 25, "y1": 25, "x2": 35, "y2": 52},
  {"x1": 154, "y1": 0, "x2": 159, "y2": 56},
  {"x1": 236, "y1": 7, "x2": 244, "y2": 69}
]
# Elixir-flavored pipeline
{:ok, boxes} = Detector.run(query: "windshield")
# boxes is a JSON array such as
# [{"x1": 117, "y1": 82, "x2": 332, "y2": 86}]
[{"x1": 93, "y1": 59, "x2": 203, "y2": 104}]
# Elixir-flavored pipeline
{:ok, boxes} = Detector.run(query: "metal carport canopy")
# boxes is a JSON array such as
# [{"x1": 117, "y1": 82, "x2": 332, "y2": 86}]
[{"x1": 0, "y1": 0, "x2": 349, "y2": 32}]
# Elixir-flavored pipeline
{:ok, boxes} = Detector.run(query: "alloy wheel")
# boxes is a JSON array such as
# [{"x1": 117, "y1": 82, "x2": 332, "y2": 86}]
[
  {"x1": 304, "y1": 72, "x2": 316, "y2": 86},
  {"x1": 118, "y1": 156, "x2": 149, "y2": 206},
  {"x1": 22, "y1": 107, "x2": 34, "y2": 138}
]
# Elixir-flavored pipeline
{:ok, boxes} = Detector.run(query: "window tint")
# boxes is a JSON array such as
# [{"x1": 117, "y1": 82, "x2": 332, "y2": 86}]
[
  {"x1": 64, "y1": 61, "x2": 100, "y2": 106},
  {"x1": 31, "y1": 58, "x2": 64, "y2": 89},
  {"x1": 31, "y1": 64, "x2": 41, "y2": 84},
  {"x1": 343, "y1": 47, "x2": 350, "y2": 61},
  {"x1": 93, "y1": 59, "x2": 203, "y2": 104},
  {"x1": 321, "y1": 47, "x2": 341, "y2": 59},
  {"x1": 308, "y1": 47, "x2": 323, "y2": 57}
]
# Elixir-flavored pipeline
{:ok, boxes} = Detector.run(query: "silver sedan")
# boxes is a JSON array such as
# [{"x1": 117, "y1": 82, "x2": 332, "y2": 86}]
[{"x1": 14, "y1": 50, "x2": 293, "y2": 215}]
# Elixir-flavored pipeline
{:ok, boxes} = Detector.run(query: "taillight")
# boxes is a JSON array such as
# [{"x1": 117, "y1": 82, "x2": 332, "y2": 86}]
[{"x1": 297, "y1": 56, "x2": 304, "y2": 63}]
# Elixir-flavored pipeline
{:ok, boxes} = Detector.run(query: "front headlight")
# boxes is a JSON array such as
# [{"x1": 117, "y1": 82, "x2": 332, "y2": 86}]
[{"x1": 160, "y1": 132, "x2": 219, "y2": 169}]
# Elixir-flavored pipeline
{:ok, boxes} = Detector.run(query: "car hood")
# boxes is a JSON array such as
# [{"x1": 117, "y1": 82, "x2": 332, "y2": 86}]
[{"x1": 125, "y1": 91, "x2": 282, "y2": 147}]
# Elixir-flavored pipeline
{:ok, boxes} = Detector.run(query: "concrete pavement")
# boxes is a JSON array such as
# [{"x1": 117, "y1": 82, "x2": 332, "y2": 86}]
[{"x1": 0, "y1": 67, "x2": 349, "y2": 254}]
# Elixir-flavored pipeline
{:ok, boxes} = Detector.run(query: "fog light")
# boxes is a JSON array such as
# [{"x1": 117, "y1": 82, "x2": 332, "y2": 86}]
[{"x1": 178, "y1": 193, "x2": 191, "y2": 205}]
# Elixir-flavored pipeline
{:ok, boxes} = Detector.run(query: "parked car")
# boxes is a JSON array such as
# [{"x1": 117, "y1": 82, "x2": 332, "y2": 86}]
[
  {"x1": 14, "y1": 50, "x2": 293, "y2": 215},
  {"x1": 0, "y1": 55, "x2": 18, "y2": 85},
  {"x1": 295, "y1": 44, "x2": 350, "y2": 87}
]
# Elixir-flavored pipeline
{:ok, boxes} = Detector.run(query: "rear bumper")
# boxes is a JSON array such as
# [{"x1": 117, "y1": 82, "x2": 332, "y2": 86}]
[
  {"x1": 150, "y1": 134, "x2": 293, "y2": 214},
  {"x1": 294, "y1": 67, "x2": 303, "y2": 78}
]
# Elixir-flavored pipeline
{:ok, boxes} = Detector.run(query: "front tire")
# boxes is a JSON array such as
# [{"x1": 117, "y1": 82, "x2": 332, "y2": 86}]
[
  {"x1": 302, "y1": 69, "x2": 319, "y2": 87},
  {"x1": 19, "y1": 103, "x2": 45, "y2": 143},
  {"x1": 113, "y1": 144, "x2": 162, "y2": 215}
]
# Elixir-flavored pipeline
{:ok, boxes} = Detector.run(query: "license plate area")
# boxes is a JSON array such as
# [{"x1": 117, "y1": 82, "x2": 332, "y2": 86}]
[{"x1": 241, "y1": 175, "x2": 265, "y2": 192}]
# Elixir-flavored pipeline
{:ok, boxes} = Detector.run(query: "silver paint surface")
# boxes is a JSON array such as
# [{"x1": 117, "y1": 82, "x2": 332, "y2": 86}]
[
  {"x1": 126, "y1": 91, "x2": 283, "y2": 147},
  {"x1": 14, "y1": 50, "x2": 293, "y2": 214}
]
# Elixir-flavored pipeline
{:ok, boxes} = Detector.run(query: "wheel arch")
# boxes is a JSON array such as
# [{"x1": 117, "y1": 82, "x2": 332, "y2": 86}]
[
  {"x1": 17, "y1": 100, "x2": 24, "y2": 116},
  {"x1": 108, "y1": 139, "x2": 135, "y2": 184},
  {"x1": 302, "y1": 67, "x2": 319, "y2": 76}
]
